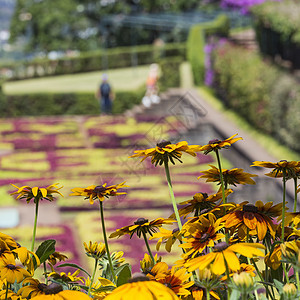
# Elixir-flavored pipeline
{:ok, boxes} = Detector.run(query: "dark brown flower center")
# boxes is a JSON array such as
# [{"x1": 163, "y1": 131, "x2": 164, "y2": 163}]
[
  {"x1": 280, "y1": 160, "x2": 287, "y2": 162},
  {"x1": 134, "y1": 218, "x2": 148, "y2": 225},
  {"x1": 44, "y1": 283, "x2": 63, "y2": 295},
  {"x1": 37, "y1": 283, "x2": 48, "y2": 292},
  {"x1": 201, "y1": 192, "x2": 208, "y2": 198},
  {"x1": 164, "y1": 283, "x2": 173, "y2": 289},
  {"x1": 128, "y1": 273, "x2": 150, "y2": 283},
  {"x1": 93, "y1": 185, "x2": 107, "y2": 193},
  {"x1": 200, "y1": 233, "x2": 210, "y2": 243},
  {"x1": 6, "y1": 264, "x2": 16, "y2": 270},
  {"x1": 243, "y1": 204, "x2": 258, "y2": 213},
  {"x1": 209, "y1": 139, "x2": 220, "y2": 144},
  {"x1": 157, "y1": 140, "x2": 171, "y2": 148},
  {"x1": 213, "y1": 242, "x2": 228, "y2": 252},
  {"x1": 200, "y1": 208, "x2": 210, "y2": 215}
]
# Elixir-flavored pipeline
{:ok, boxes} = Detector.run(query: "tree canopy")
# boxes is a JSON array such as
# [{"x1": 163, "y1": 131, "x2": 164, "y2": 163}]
[{"x1": 9, "y1": 0, "x2": 208, "y2": 53}]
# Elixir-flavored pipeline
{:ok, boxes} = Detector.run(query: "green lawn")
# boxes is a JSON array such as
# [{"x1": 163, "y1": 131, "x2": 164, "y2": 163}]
[{"x1": 3, "y1": 65, "x2": 150, "y2": 94}]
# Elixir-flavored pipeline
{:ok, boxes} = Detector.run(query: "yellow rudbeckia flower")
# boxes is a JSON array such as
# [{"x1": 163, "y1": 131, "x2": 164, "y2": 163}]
[
  {"x1": 185, "y1": 242, "x2": 265, "y2": 275},
  {"x1": 10, "y1": 183, "x2": 63, "y2": 203},
  {"x1": 70, "y1": 182, "x2": 128, "y2": 205},
  {"x1": 0, "y1": 256, "x2": 31, "y2": 283},
  {"x1": 198, "y1": 134, "x2": 242, "y2": 155},
  {"x1": 130, "y1": 140, "x2": 200, "y2": 166},
  {"x1": 105, "y1": 278, "x2": 179, "y2": 299}
]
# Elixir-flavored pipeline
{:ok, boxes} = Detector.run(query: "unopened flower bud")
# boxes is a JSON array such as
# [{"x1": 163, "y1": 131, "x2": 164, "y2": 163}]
[
  {"x1": 233, "y1": 272, "x2": 254, "y2": 288},
  {"x1": 283, "y1": 283, "x2": 297, "y2": 296},
  {"x1": 198, "y1": 268, "x2": 212, "y2": 281}
]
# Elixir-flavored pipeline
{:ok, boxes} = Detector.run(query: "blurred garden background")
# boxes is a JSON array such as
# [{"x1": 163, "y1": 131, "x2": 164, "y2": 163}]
[{"x1": 0, "y1": 0, "x2": 299, "y2": 274}]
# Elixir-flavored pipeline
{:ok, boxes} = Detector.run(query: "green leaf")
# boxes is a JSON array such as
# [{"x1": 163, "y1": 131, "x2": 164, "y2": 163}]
[
  {"x1": 116, "y1": 264, "x2": 131, "y2": 287},
  {"x1": 35, "y1": 239, "x2": 56, "y2": 265},
  {"x1": 273, "y1": 279, "x2": 284, "y2": 292},
  {"x1": 57, "y1": 263, "x2": 91, "y2": 278},
  {"x1": 229, "y1": 289, "x2": 241, "y2": 300}
]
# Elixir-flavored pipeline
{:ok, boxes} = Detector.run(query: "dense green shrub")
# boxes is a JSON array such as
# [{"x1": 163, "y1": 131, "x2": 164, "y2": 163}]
[
  {"x1": 212, "y1": 42, "x2": 300, "y2": 152},
  {"x1": 1, "y1": 43, "x2": 186, "y2": 81},
  {"x1": 1, "y1": 88, "x2": 145, "y2": 117},
  {"x1": 252, "y1": 0, "x2": 300, "y2": 68},
  {"x1": 158, "y1": 57, "x2": 182, "y2": 92},
  {"x1": 187, "y1": 14, "x2": 230, "y2": 85}
]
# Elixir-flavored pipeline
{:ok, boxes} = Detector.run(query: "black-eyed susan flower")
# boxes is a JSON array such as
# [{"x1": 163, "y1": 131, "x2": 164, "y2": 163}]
[
  {"x1": 251, "y1": 160, "x2": 300, "y2": 178},
  {"x1": 10, "y1": 183, "x2": 63, "y2": 203},
  {"x1": 48, "y1": 270, "x2": 84, "y2": 284},
  {"x1": 104, "y1": 276, "x2": 179, "y2": 299},
  {"x1": 180, "y1": 216, "x2": 225, "y2": 258},
  {"x1": 221, "y1": 201, "x2": 281, "y2": 240},
  {"x1": 130, "y1": 140, "x2": 200, "y2": 166},
  {"x1": 280, "y1": 239, "x2": 300, "y2": 269},
  {"x1": 0, "y1": 256, "x2": 31, "y2": 283},
  {"x1": 0, "y1": 240, "x2": 14, "y2": 262},
  {"x1": 156, "y1": 267, "x2": 194, "y2": 297},
  {"x1": 0, "y1": 232, "x2": 18, "y2": 249},
  {"x1": 198, "y1": 165, "x2": 257, "y2": 187},
  {"x1": 174, "y1": 190, "x2": 233, "y2": 219},
  {"x1": 84, "y1": 241, "x2": 106, "y2": 260},
  {"x1": 47, "y1": 251, "x2": 68, "y2": 266},
  {"x1": 109, "y1": 218, "x2": 175, "y2": 239},
  {"x1": 26, "y1": 283, "x2": 90, "y2": 299},
  {"x1": 70, "y1": 182, "x2": 127, "y2": 205},
  {"x1": 145, "y1": 261, "x2": 169, "y2": 281},
  {"x1": 149, "y1": 228, "x2": 182, "y2": 252},
  {"x1": 84, "y1": 277, "x2": 115, "y2": 299},
  {"x1": 184, "y1": 284, "x2": 220, "y2": 300},
  {"x1": 18, "y1": 278, "x2": 47, "y2": 298},
  {"x1": 265, "y1": 244, "x2": 282, "y2": 270},
  {"x1": 98, "y1": 251, "x2": 125, "y2": 270},
  {"x1": 185, "y1": 242, "x2": 265, "y2": 275},
  {"x1": 140, "y1": 253, "x2": 161, "y2": 274},
  {"x1": 198, "y1": 134, "x2": 242, "y2": 155},
  {"x1": 0, "y1": 289, "x2": 25, "y2": 300},
  {"x1": 12, "y1": 245, "x2": 40, "y2": 275}
]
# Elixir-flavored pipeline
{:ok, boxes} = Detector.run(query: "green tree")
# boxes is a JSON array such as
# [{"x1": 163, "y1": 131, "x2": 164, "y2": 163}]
[{"x1": 10, "y1": 0, "x2": 90, "y2": 52}]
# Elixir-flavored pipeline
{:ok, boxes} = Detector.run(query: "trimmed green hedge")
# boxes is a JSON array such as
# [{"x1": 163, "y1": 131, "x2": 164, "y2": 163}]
[
  {"x1": 1, "y1": 43, "x2": 186, "y2": 81},
  {"x1": 0, "y1": 88, "x2": 145, "y2": 117},
  {"x1": 187, "y1": 14, "x2": 230, "y2": 85},
  {"x1": 252, "y1": 0, "x2": 300, "y2": 68},
  {"x1": 212, "y1": 42, "x2": 300, "y2": 152},
  {"x1": 159, "y1": 56, "x2": 182, "y2": 92}
]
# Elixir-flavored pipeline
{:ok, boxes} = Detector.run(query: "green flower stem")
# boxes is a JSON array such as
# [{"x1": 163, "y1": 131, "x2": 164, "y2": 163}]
[
  {"x1": 43, "y1": 262, "x2": 48, "y2": 284},
  {"x1": 142, "y1": 231, "x2": 155, "y2": 263},
  {"x1": 99, "y1": 201, "x2": 117, "y2": 284},
  {"x1": 206, "y1": 288, "x2": 210, "y2": 300},
  {"x1": 282, "y1": 263, "x2": 290, "y2": 284},
  {"x1": 88, "y1": 258, "x2": 98, "y2": 296},
  {"x1": 31, "y1": 198, "x2": 40, "y2": 252},
  {"x1": 281, "y1": 169, "x2": 287, "y2": 242},
  {"x1": 215, "y1": 150, "x2": 229, "y2": 243},
  {"x1": 251, "y1": 258, "x2": 273, "y2": 298},
  {"x1": 223, "y1": 253, "x2": 233, "y2": 297},
  {"x1": 296, "y1": 270, "x2": 300, "y2": 292},
  {"x1": 294, "y1": 177, "x2": 298, "y2": 213},
  {"x1": 164, "y1": 160, "x2": 182, "y2": 230},
  {"x1": 215, "y1": 150, "x2": 226, "y2": 204},
  {"x1": 5, "y1": 283, "x2": 8, "y2": 300}
]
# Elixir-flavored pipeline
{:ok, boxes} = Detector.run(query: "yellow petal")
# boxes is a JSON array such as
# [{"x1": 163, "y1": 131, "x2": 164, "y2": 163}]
[{"x1": 32, "y1": 187, "x2": 39, "y2": 197}]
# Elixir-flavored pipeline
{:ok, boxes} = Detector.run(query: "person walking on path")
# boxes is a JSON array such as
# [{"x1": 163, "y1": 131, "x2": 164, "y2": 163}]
[{"x1": 96, "y1": 74, "x2": 113, "y2": 114}]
